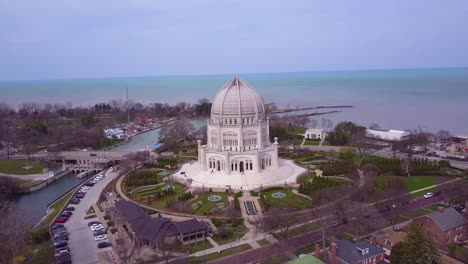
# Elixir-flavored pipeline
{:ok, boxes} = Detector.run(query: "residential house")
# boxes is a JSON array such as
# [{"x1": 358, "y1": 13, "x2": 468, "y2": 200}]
[
  {"x1": 330, "y1": 239, "x2": 386, "y2": 264},
  {"x1": 414, "y1": 206, "x2": 468, "y2": 247},
  {"x1": 374, "y1": 230, "x2": 407, "y2": 260},
  {"x1": 109, "y1": 200, "x2": 210, "y2": 248},
  {"x1": 305, "y1": 128, "x2": 326, "y2": 140}
]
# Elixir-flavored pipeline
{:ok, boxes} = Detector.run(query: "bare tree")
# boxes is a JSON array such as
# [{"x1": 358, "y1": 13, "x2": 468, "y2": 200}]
[
  {"x1": 401, "y1": 157, "x2": 413, "y2": 178},
  {"x1": 0, "y1": 200, "x2": 30, "y2": 264},
  {"x1": 112, "y1": 226, "x2": 137, "y2": 264},
  {"x1": 262, "y1": 208, "x2": 299, "y2": 240},
  {"x1": 159, "y1": 119, "x2": 195, "y2": 142},
  {"x1": 436, "y1": 130, "x2": 452, "y2": 143},
  {"x1": 120, "y1": 151, "x2": 150, "y2": 175},
  {"x1": 159, "y1": 240, "x2": 187, "y2": 264},
  {"x1": 369, "y1": 123, "x2": 381, "y2": 129},
  {"x1": 310, "y1": 119, "x2": 318, "y2": 129}
]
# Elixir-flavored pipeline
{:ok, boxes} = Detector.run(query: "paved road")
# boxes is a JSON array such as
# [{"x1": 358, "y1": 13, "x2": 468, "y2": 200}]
[
  {"x1": 300, "y1": 146, "x2": 468, "y2": 170},
  {"x1": 64, "y1": 170, "x2": 118, "y2": 264},
  {"x1": 208, "y1": 195, "x2": 446, "y2": 264}
]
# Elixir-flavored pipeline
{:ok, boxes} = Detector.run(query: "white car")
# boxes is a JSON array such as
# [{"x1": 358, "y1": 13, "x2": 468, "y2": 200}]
[
  {"x1": 81, "y1": 186, "x2": 90, "y2": 190},
  {"x1": 90, "y1": 224, "x2": 104, "y2": 231},
  {"x1": 423, "y1": 192, "x2": 434, "y2": 199},
  {"x1": 94, "y1": 235, "x2": 107, "y2": 241}
]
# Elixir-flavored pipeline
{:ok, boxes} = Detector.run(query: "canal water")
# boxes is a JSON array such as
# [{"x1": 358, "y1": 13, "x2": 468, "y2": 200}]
[
  {"x1": 17, "y1": 118, "x2": 206, "y2": 225},
  {"x1": 15, "y1": 173, "x2": 92, "y2": 225},
  {"x1": 112, "y1": 118, "x2": 206, "y2": 151}
]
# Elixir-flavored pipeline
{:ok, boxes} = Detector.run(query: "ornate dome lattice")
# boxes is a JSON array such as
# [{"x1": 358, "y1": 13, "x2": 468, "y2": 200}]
[{"x1": 211, "y1": 77, "x2": 265, "y2": 119}]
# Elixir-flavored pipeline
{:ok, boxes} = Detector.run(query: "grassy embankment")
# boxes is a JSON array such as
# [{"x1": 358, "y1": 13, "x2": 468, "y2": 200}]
[{"x1": 0, "y1": 159, "x2": 44, "y2": 175}]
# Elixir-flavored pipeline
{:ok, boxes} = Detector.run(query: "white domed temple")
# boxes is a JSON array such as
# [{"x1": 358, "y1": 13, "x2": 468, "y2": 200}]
[{"x1": 176, "y1": 77, "x2": 306, "y2": 190}]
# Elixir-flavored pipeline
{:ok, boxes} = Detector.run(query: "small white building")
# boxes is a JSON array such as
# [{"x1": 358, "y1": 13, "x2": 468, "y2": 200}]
[
  {"x1": 104, "y1": 128, "x2": 125, "y2": 139},
  {"x1": 304, "y1": 128, "x2": 326, "y2": 140},
  {"x1": 366, "y1": 128, "x2": 409, "y2": 141}
]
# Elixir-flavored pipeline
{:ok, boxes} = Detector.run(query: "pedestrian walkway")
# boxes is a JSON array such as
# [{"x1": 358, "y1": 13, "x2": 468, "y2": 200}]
[
  {"x1": 248, "y1": 240, "x2": 261, "y2": 249},
  {"x1": 207, "y1": 237, "x2": 220, "y2": 247}
]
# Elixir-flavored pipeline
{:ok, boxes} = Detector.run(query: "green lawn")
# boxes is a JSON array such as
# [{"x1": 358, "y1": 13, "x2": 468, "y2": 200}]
[
  {"x1": 403, "y1": 208, "x2": 431, "y2": 219},
  {"x1": 402, "y1": 176, "x2": 437, "y2": 192},
  {"x1": 37, "y1": 191, "x2": 74, "y2": 229},
  {"x1": 424, "y1": 204, "x2": 441, "y2": 211},
  {"x1": 0, "y1": 159, "x2": 44, "y2": 175},
  {"x1": 263, "y1": 189, "x2": 311, "y2": 210},
  {"x1": 285, "y1": 222, "x2": 319, "y2": 238},
  {"x1": 190, "y1": 192, "x2": 229, "y2": 215},
  {"x1": 256, "y1": 239, "x2": 270, "y2": 246},
  {"x1": 303, "y1": 139, "x2": 321, "y2": 146},
  {"x1": 183, "y1": 241, "x2": 213, "y2": 253},
  {"x1": 375, "y1": 176, "x2": 437, "y2": 194},
  {"x1": 187, "y1": 244, "x2": 252, "y2": 264},
  {"x1": 21, "y1": 242, "x2": 54, "y2": 264},
  {"x1": 141, "y1": 183, "x2": 185, "y2": 209},
  {"x1": 293, "y1": 244, "x2": 316, "y2": 255}
]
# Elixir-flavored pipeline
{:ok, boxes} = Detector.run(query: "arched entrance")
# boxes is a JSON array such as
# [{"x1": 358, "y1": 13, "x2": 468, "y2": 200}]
[
  {"x1": 217, "y1": 160, "x2": 221, "y2": 171},
  {"x1": 239, "y1": 161, "x2": 244, "y2": 173}
]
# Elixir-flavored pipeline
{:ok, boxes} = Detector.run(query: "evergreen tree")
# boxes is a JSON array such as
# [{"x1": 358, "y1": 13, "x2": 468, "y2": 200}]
[{"x1": 390, "y1": 224, "x2": 441, "y2": 264}]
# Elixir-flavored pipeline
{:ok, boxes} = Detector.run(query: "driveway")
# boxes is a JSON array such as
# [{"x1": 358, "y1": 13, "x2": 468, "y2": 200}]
[{"x1": 64, "y1": 170, "x2": 118, "y2": 264}]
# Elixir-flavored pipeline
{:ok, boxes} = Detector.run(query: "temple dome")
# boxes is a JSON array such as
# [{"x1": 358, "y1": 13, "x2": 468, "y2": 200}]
[{"x1": 210, "y1": 77, "x2": 265, "y2": 118}]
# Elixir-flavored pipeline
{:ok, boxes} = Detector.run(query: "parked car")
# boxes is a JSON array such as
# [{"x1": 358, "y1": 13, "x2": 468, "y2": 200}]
[
  {"x1": 97, "y1": 241, "x2": 112, "y2": 249},
  {"x1": 90, "y1": 225, "x2": 105, "y2": 232},
  {"x1": 59, "y1": 214, "x2": 70, "y2": 219},
  {"x1": 55, "y1": 246, "x2": 70, "y2": 252},
  {"x1": 51, "y1": 228, "x2": 67, "y2": 235},
  {"x1": 54, "y1": 249, "x2": 69, "y2": 257},
  {"x1": 75, "y1": 193, "x2": 85, "y2": 199},
  {"x1": 53, "y1": 234, "x2": 68, "y2": 241},
  {"x1": 69, "y1": 198, "x2": 80, "y2": 204},
  {"x1": 53, "y1": 240, "x2": 68, "y2": 248},
  {"x1": 55, "y1": 254, "x2": 72, "y2": 264},
  {"x1": 51, "y1": 224, "x2": 65, "y2": 230},
  {"x1": 93, "y1": 230, "x2": 106, "y2": 236},
  {"x1": 88, "y1": 221, "x2": 102, "y2": 227},
  {"x1": 64, "y1": 207, "x2": 75, "y2": 211},
  {"x1": 423, "y1": 192, "x2": 434, "y2": 199},
  {"x1": 55, "y1": 218, "x2": 67, "y2": 224},
  {"x1": 94, "y1": 235, "x2": 108, "y2": 241},
  {"x1": 62, "y1": 211, "x2": 73, "y2": 216},
  {"x1": 434, "y1": 191, "x2": 442, "y2": 196},
  {"x1": 85, "y1": 182, "x2": 94, "y2": 187}
]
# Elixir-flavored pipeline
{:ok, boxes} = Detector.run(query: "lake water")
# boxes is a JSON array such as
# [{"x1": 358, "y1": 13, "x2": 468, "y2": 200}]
[{"x1": 1, "y1": 68, "x2": 467, "y2": 134}]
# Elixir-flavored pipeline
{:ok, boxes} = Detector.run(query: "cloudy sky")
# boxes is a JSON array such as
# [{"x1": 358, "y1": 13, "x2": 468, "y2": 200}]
[{"x1": 1, "y1": 0, "x2": 467, "y2": 80}]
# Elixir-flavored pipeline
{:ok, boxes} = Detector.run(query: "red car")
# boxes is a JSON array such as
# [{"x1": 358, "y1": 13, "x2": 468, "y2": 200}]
[{"x1": 55, "y1": 218, "x2": 67, "y2": 224}]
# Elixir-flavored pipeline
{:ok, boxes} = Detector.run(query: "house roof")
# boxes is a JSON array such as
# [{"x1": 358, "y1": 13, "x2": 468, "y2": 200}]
[
  {"x1": 112, "y1": 200, "x2": 210, "y2": 245},
  {"x1": 423, "y1": 207, "x2": 468, "y2": 231},
  {"x1": 336, "y1": 240, "x2": 385, "y2": 264},
  {"x1": 174, "y1": 219, "x2": 209, "y2": 235},
  {"x1": 288, "y1": 254, "x2": 325, "y2": 264},
  {"x1": 114, "y1": 200, "x2": 147, "y2": 222}
]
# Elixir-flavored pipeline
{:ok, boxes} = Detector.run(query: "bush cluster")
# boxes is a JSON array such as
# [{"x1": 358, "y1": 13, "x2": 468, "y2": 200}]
[
  {"x1": 156, "y1": 157, "x2": 178, "y2": 168},
  {"x1": 125, "y1": 170, "x2": 160, "y2": 187},
  {"x1": 319, "y1": 159, "x2": 356, "y2": 176},
  {"x1": 298, "y1": 176, "x2": 344, "y2": 195},
  {"x1": 178, "y1": 191, "x2": 193, "y2": 201},
  {"x1": 361, "y1": 156, "x2": 440, "y2": 176}
]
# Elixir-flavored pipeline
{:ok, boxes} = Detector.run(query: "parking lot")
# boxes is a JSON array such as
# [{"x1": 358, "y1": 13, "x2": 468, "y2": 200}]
[{"x1": 63, "y1": 170, "x2": 118, "y2": 264}]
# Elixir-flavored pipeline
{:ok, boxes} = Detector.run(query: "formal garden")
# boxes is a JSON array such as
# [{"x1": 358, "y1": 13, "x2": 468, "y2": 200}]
[
  {"x1": 188, "y1": 191, "x2": 229, "y2": 215},
  {"x1": 252, "y1": 187, "x2": 311, "y2": 211},
  {"x1": 129, "y1": 182, "x2": 188, "y2": 210}
]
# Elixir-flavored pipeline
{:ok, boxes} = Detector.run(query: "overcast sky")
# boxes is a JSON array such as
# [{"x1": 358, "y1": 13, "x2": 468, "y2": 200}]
[{"x1": 1, "y1": 0, "x2": 467, "y2": 81}]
